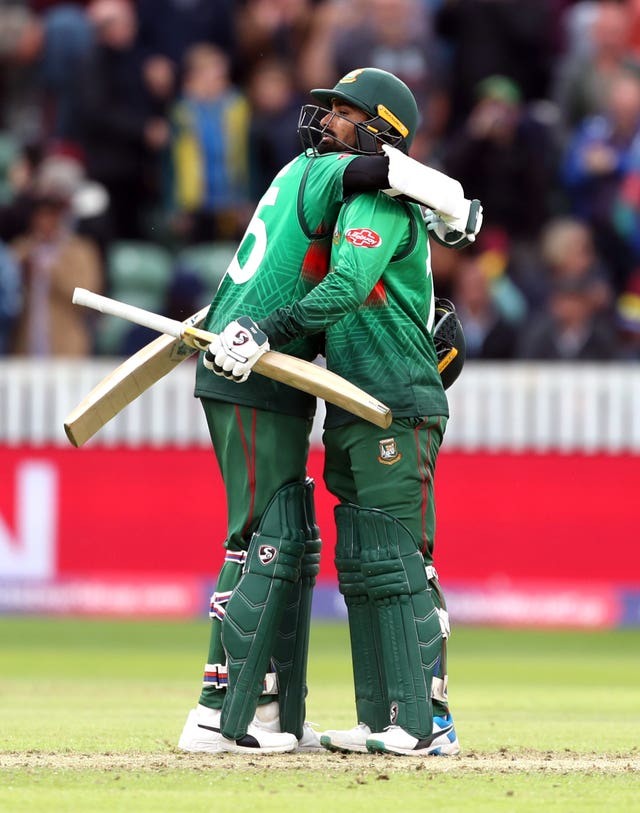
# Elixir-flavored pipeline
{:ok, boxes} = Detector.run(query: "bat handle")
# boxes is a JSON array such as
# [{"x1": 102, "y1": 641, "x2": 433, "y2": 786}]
[{"x1": 73, "y1": 288, "x2": 184, "y2": 340}]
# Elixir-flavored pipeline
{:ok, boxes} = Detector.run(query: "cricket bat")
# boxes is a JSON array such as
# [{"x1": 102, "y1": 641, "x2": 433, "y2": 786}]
[{"x1": 64, "y1": 288, "x2": 392, "y2": 446}]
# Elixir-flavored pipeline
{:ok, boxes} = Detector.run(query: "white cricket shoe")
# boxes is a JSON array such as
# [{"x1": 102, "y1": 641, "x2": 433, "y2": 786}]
[
  {"x1": 220, "y1": 722, "x2": 297, "y2": 754},
  {"x1": 178, "y1": 705, "x2": 224, "y2": 753},
  {"x1": 366, "y1": 718, "x2": 456, "y2": 756},
  {"x1": 253, "y1": 700, "x2": 322, "y2": 752},
  {"x1": 320, "y1": 722, "x2": 372, "y2": 753},
  {"x1": 296, "y1": 722, "x2": 323, "y2": 752},
  {"x1": 430, "y1": 714, "x2": 461, "y2": 756},
  {"x1": 178, "y1": 703, "x2": 297, "y2": 754}
]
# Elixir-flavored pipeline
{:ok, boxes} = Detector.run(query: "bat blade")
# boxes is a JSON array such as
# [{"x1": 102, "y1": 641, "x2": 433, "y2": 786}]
[{"x1": 63, "y1": 311, "x2": 208, "y2": 447}]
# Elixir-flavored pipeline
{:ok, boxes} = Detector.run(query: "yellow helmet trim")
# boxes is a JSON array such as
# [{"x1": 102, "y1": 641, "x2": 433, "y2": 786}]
[{"x1": 377, "y1": 104, "x2": 409, "y2": 138}]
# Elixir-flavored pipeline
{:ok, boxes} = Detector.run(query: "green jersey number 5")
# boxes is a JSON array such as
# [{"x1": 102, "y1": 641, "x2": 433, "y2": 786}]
[{"x1": 227, "y1": 159, "x2": 297, "y2": 284}]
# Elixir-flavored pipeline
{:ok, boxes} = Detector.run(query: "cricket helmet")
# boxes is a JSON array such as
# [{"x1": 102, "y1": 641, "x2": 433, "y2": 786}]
[
  {"x1": 298, "y1": 67, "x2": 419, "y2": 155},
  {"x1": 433, "y1": 298, "x2": 466, "y2": 390}
]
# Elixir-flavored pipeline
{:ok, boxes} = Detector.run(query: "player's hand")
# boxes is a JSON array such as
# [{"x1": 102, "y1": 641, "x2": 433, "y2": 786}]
[
  {"x1": 424, "y1": 199, "x2": 483, "y2": 249},
  {"x1": 203, "y1": 316, "x2": 269, "y2": 383}
]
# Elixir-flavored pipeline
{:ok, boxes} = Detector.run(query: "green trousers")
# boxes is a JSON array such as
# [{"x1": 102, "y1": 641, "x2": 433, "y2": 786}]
[
  {"x1": 324, "y1": 414, "x2": 451, "y2": 720},
  {"x1": 323, "y1": 415, "x2": 447, "y2": 564},
  {"x1": 198, "y1": 399, "x2": 312, "y2": 709}
]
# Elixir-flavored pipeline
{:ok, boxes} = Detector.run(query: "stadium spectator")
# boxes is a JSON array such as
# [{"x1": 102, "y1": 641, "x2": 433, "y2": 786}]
[
  {"x1": 0, "y1": 3, "x2": 94, "y2": 146},
  {"x1": 300, "y1": 0, "x2": 450, "y2": 159},
  {"x1": 552, "y1": 0, "x2": 638, "y2": 136},
  {"x1": 434, "y1": 0, "x2": 555, "y2": 130},
  {"x1": 560, "y1": 67, "x2": 640, "y2": 291},
  {"x1": 537, "y1": 216, "x2": 614, "y2": 313},
  {"x1": 8, "y1": 159, "x2": 103, "y2": 356},
  {"x1": 441, "y1": 75, "x2": 552, "y2": 244},
  {"x1": 236, "y1": 0, "x2": 316, "y2": 85},
  {"x1": 163, "y1": 43, "x2": 251, "y2": 244},
  {"x1": 78, "y1": 0, "x2": 169, "y2": 242},
  {"x1": 132, "y1": 0, "x2": 238, "y2": 123},
  {"x1": 247, "y1": 59, "x2": 304, "y2": 200},
  {"x1": 517, "y1": 274, "x2": 620, "y2": 361},
  {"x1": 451, "y1": 249, "x2": 520, "y2": 360}
]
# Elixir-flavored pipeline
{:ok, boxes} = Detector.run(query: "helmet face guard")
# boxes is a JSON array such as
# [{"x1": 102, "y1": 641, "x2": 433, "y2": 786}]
[{"x1": 297, "y1": 103, "x2": 409, "y2": 156}]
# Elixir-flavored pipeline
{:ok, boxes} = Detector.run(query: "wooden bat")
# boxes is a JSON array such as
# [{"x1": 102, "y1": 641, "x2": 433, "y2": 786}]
[{"x1": 64, "y1": 288, "x2": 392, "y2": 446}]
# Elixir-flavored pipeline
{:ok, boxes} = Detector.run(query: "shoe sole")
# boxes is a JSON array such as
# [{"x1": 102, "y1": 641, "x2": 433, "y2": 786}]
[
  {"x1": 220, "y1": 736, "x2": 297, "y2": 754},
  {"x1": 320, "y1": 735, "x2": 368, "y2": 754},
  {"x1": 366, "y1": 739, "x2": 458, "y2": 757},
  {"x1": 178, "y1": 740, "x2": 225, "y2": 753}
]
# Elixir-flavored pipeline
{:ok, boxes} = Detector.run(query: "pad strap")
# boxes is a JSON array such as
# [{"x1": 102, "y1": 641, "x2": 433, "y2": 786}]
[{"x1": 202, "y1": 663, "x2": 278, "y2": 694}]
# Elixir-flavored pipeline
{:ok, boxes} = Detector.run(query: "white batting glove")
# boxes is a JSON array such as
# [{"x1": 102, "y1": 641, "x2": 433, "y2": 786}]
[
  {"x1": 424, "y1": 199, "x2": 483, "y2": 249},
  {"x1": 203, "y1": 316, "x2": 269, "y2": 383}
]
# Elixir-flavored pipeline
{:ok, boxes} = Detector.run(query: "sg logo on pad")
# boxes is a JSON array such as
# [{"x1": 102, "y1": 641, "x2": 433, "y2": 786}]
[{"x1": 258, "y1": 545, "x2": 277, "y2": 565}]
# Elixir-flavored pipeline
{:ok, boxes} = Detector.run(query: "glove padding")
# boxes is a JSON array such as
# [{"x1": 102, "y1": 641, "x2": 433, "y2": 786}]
[
  {"x1": 203, "y1": 316, "x2": 269, "y2": 383},
  {"x1": 424, "y1": 198, "x2": 483, "y2": 249}
]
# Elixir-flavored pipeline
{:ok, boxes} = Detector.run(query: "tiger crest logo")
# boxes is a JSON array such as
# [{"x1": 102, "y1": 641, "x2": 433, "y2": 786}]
[
  {"x1": 378, "y1": 438, "x2": 402, "y2": 465},
  {"x1": 338, "y1": 68, "x2": 365, "y2": 84}
]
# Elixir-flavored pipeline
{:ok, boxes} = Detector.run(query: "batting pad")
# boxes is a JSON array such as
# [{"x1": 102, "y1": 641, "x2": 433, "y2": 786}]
[
  {"x1": 271, "y1": 479, "x2": 321, "y2": 739},
  {"x1": 220, "y1": 481, "x2": 307, "y2": 740},
  {"x1": 335, "y1": 503, "x2": 389, "y2": 732},
  {"x1": 358, "y1": 507, "x2": 442, "y2": 738}
]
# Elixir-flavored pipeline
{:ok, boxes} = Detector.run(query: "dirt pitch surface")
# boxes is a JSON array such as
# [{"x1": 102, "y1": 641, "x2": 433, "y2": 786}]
[{"x1": 2, "y1": 750, "x2": 638, "y2": 775}]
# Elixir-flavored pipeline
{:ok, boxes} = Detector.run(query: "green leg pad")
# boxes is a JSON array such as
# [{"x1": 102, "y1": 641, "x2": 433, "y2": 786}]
[
  {"x1": 220, "y1": 481, "x2": 307, "y2": 740},
  {"x1": 271, "y1": 479, "x2": 321, "y2": 739},
  {"x1": 358, "y1": 507, "x2": 442, "y2": 738},
  {"x1": 335, "y1": 503, "x2": 389, "y2": 732}
]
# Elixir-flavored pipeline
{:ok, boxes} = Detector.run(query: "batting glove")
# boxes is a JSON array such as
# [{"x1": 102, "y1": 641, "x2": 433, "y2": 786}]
[
  {"x1": 203, "y1": 316, "x2": 269, "y2": 383},
  {"x1": 424, "y1": 198, "x2": 483, "y2": 249}
]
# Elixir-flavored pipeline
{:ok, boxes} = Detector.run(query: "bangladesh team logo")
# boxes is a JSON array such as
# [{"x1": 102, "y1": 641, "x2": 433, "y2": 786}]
[
  {"x1": 378, "y1": 437, "x2": 402, "y2": 465},
  {"x1": 258, "y1": 545, "x2": 277, "y2": 565},
  {"x1": 345, "y1": 228, "x2": 382, "y2": 248}
]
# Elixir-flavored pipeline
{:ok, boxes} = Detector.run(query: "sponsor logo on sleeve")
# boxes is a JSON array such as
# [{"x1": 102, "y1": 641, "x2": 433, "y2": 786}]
[{"x1": 345, "y1": 228, "x2": 382, "y2": 248}]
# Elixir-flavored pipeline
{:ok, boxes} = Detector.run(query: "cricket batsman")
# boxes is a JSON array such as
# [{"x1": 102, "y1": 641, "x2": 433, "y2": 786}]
[{"x1": 179, "y1": 67, "x2": 480, "y2": 755}]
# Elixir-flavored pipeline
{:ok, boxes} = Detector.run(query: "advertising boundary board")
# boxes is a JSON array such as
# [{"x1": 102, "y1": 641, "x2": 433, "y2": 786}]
[{"x1": 1, "y1": 446, "x2": 639, "y2": 626}]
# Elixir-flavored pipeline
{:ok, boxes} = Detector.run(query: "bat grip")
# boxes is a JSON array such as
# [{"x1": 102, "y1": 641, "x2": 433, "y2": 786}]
[{"x1": 73, "y1": 288, "x2": 184, "y2": 339}]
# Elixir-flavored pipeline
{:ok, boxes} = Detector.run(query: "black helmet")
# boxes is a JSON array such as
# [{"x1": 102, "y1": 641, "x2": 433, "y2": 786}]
[
  {"x1": 298, "y1": 67, "x2": 419, "y2": 155},
  {"x1": 433, "y1": 298, "x2": 466, "y2": 390}
]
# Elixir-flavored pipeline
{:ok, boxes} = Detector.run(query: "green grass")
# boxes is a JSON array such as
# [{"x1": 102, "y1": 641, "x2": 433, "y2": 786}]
[{"x1": 1, "y1": 618, "x2": 639, "y2": 812}]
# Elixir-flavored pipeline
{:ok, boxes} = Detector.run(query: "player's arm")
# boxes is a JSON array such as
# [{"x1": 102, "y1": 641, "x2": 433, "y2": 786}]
[
  {"x1": 204, "y1": 194, "x2": 401, "y2": 380},
  {"x1": 345, "y1": 149, "x2": 483, "y2": 242},
  {"x1": 260, "y1": 195, "x2": 399, "y2": 347}
]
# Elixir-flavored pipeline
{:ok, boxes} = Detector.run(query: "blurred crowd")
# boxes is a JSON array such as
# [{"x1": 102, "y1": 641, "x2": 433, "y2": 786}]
[{"x1": 2, "y1": 0, "x2": 640, "y2": 362}]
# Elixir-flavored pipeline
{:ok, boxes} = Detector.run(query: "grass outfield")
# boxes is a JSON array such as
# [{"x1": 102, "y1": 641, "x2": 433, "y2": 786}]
[{"x1": 1, "y1": 618, "x2": 639, "y2": 812}]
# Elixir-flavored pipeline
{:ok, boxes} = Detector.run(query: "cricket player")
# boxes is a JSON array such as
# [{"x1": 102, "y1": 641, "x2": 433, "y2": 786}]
[
  {"x1": 180, "y1": 67, "x2": 480, "y2": 755},
  {"x1": 208, "y1": 68, "x2": 479, "y2": 756}
]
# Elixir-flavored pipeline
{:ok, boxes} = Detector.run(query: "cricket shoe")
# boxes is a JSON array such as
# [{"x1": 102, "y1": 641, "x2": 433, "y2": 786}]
[
  {"x1": 430, "y1": 714, "x2": 461, "y2": 756},
  {"x1": 296, "y1": 723, "x2": 323, "y2": 752},
  {"x1": 178, "y1": 705, "x2": 225, "y2": 753},
  {"x1": 320, "y1": 723, "x2": 371, "y2": 753},
  {"x1": 253, "y1": 700, "x2": 323, "y2": 752},
  {"x1": 177, "y1": 704, "x2": 297, "y2": 754},
  {"x1": 366, "y1": 720, "x2": 456, "y2": 757}
]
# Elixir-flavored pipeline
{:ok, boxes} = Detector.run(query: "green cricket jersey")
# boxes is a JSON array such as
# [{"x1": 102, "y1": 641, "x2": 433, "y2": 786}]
[
  {"x1": 260, "y1": 191, "x2": 449, "y2": 427},
  {"x1": 195, "y1": 150, "x2": 358, "y2": 417}
]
